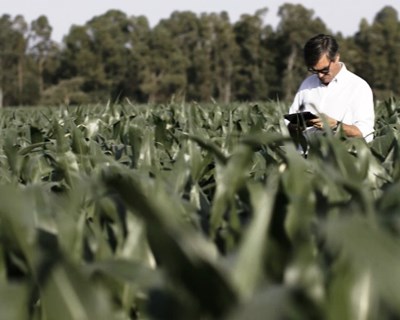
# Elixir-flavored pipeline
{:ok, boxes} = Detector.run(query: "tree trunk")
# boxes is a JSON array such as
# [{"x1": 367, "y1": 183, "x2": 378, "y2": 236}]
[
  {"x1": 0, "y1": 86, "x2": 3, "y2": 108},
  {"x1": 0, "y1": 56, "x2": 2, "y2": 108},
  {"x1": 223, "y1": 80, "x2": 231, "y2": 104},
  {"x1": 38, "y1": 58, "x2": 44, "y2": 96},
  {"x1": 18, "y1": 56, "x2": 24, "y2": 105},
  {"x1": 284, "y1": 45, "x2": 297, "y2": 101}
]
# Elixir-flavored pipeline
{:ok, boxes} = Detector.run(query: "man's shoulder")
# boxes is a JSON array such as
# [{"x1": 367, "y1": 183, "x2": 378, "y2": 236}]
[
  {"x1": 299, "y1": 75, "x2": 320, "y2": 90},
  {"x1": 342, "y1": 65, "x2": 372, "y2": 90}
]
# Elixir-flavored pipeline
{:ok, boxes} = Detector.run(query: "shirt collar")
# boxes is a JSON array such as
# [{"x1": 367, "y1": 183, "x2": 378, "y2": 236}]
[
  {"x1": 332, "y1": 62, "x2": 347, "y2": 82},
  {"x1": 316, "y1": 62, "x2": 347, "y2": 86}
]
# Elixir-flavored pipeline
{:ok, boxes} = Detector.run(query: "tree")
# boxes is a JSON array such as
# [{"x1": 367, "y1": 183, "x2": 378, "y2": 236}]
[
  {"x1": 59, "y1": 24, "x2": 108, "y2": 102},
  {"x1": 122, "y1": 15, "x2": 151, "y2": 102},
  {"x1": 162, "y1": 11, "x2": 201, "y2": 101},
  {"x1": 140, "y1": 15, "x2": 187, "y2": 103},
  {"x1": 11, "y1": 15, "x2": 29, "y2": 105},
  {"x1": 354, "y1": 6, "x2": 400, "y2": 99},
  {"x1": 0, "y1": 14, "x2": 28, "y2": 107},
  {"x1": 232, "y1": 8, "x2": 272, "y2": 101},
  {"x1": 29, "y1": 15, "x2": 58, "y2": 97},
  {"x1": 191, "y1": 13, "x2": 217, "y2": 101},
  {"x1": 274, "y1": 4, "x2": 328, "y2": 101},
  {"x1": 86, "y1": 10, "x2": 141, "y2": 101},
  {"x1": 58, "y1": 10, "x2": 152, "y2": 104},
  {"x1": 207, "y1": 12, "x2": 238, "y2": 103}
]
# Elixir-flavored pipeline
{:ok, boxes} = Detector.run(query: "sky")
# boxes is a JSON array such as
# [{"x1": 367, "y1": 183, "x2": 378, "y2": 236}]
[{"x1": 2, "y1": 0, "x2": 400, "y2": 42}]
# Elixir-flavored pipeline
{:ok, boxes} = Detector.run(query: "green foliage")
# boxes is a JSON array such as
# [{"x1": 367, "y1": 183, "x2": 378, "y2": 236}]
[
  {"x1": 0, "y1": 100, "x2": 398, "y2": 319},
  {"x1": 353, "y1": 6, "x2": 400, "y2": 100}
]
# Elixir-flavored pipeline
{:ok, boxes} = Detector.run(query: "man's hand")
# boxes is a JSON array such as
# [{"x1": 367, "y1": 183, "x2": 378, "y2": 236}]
[
  {"x1": 308, "y1": 113, "x2": 337, "y2": 129},
  {"x1": 308, "y1": 113, "x2": 363, "y2": 138}
]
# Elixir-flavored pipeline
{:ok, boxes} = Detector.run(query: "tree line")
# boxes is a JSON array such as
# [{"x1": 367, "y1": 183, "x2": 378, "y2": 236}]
[{"x1": 1, "y1": 3, "x2": 400, "y2": 107}]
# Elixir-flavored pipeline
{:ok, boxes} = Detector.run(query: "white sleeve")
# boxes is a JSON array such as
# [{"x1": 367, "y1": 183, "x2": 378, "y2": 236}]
[
  {"x1": 352, "y1": 82, "x2": 375, "y2": 142},
  {"x1": 289, "y1": 90, "x2": 303, "y2": 114}
]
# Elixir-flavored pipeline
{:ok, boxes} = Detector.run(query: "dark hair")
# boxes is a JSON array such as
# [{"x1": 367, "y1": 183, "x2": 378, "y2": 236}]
[{"x1": 303, "y1": 34, "x2": 339, "y2": 67}]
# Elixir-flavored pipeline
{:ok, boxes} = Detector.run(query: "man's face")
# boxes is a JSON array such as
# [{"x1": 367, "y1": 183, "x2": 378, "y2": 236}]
[{"x1": 308, "y1": 54, "x2": 339, "y2": 85}]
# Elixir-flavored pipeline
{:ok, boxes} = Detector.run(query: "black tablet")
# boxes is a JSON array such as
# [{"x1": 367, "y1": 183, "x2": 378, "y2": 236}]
[{"x1": 284, "y1": 111, "x2": 318, "y2": 126}]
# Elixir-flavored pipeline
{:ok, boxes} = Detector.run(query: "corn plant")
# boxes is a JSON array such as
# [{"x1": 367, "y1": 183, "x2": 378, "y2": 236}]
[{"x1": 0, "y1": 100, "x2": 399, "y2": 320}]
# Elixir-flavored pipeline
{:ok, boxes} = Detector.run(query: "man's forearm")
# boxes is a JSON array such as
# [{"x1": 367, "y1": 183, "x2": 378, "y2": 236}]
[{"x1": 338, "y1": 122, "x2": 363, "y2": 138}]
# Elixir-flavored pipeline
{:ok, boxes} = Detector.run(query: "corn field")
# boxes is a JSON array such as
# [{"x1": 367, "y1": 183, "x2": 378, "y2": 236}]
[{"x1": 0, "y1": 98, "x2": 400, "y2": 320}]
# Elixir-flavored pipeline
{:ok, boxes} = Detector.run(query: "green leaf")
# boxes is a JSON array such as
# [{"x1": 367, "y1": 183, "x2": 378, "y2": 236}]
[
  {"x1": 0, "y1": 283, "x2": 29, "y2": 320},
  {"x1": 40, "y1": 263, "x2": 114, "y2": 320},
  {"x1": 233, "y1": 175, "x2": 278, "y2": 298},
  {"x1": 101, "y1": 165, "x2": 238, "y2": 318},
  {"x1": 325, "y1": 215, "x2": 400, "y2": 318}
]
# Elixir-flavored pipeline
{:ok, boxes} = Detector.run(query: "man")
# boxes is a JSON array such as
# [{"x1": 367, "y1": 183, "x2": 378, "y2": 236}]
[{"x1": 287, "y1": 34, "x2": 375, "y2": 144}]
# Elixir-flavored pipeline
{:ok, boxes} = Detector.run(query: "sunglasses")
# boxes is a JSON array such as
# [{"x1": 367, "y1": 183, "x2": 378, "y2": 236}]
[{"x1": 308, "y1": 60, "x2": 332, "y2": 75}]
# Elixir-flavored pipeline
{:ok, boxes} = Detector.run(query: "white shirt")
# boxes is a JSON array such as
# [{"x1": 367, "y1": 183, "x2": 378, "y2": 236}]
[{"x1": 289, "y1": 63, "x2": 375, "y2": 142}]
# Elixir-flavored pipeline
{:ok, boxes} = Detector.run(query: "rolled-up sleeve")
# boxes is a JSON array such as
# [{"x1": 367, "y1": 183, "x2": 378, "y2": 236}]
[{"x1": 352, "y1": 82, "x2": 375, "y2": 142}]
